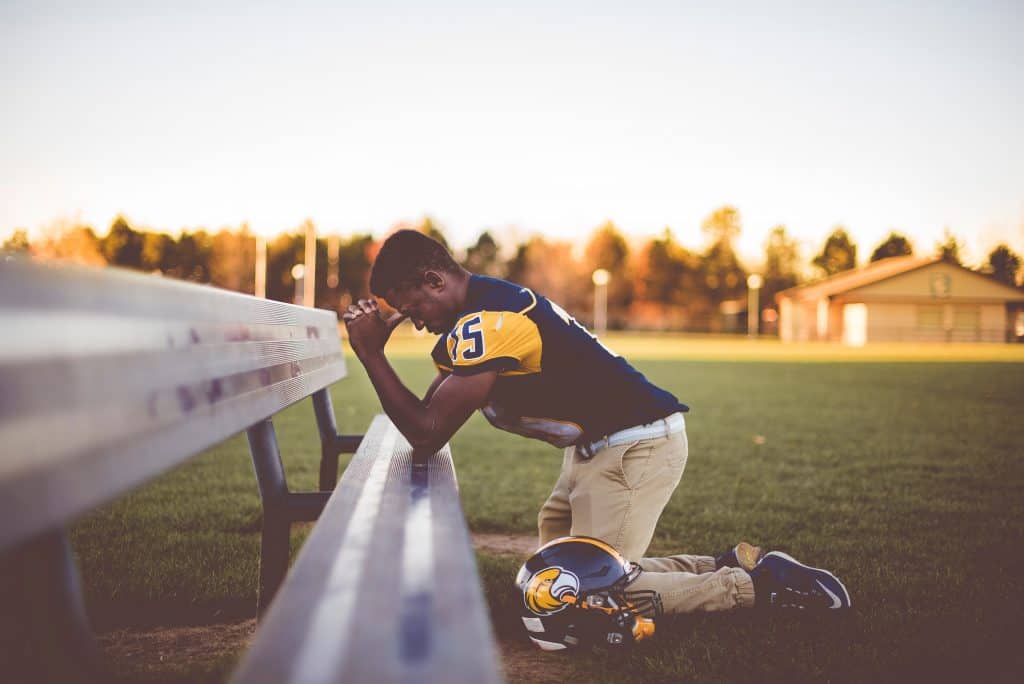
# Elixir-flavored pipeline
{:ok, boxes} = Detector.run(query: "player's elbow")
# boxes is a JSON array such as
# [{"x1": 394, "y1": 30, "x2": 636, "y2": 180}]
[
  {"x1": 407, "y1": 429, "x2": 446, "y2": 455},
  {"x1": 402, "y1": 419, "x2": 446, "y2": 454}
]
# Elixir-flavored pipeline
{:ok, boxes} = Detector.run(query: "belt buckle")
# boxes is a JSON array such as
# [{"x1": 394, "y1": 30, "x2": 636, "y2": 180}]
[
  {"x1": 576, "y1": 442, "x2": 596, "y2": 460},
  {"x1": 575, "y1": 438, "x2": 604, "y2": 461}
]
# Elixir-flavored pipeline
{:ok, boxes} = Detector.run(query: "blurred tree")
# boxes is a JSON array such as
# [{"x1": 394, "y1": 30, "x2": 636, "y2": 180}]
[
  {"x1": 870, "y1": 232, "x2": 914, "y2": 262},
  {"x1": 2, "y1": 229, "x2": 30, "y2": 252},
  {"x1": 335, "y1": 233, "x2": 374, "y2": 305},
  {"x1": 266, "y1": 231, "x2": 305, "y2": 303},
  {"x1": 31, "y1": 219, "x2": 106, "y2": 266},
  {"x1": 583, "y1": 222, "x2": 633, "y2": 326},
  {"x1": 463, "y1": 230, "x2": 503, "y2": 277},
  {"x1": 504, "y1": 236, "x2": 586, "y2": 315},
  {"x1": 419, "y1": 216, "x2": 450, "y2": 251},
  {"x1": 209, "y1": 226, "x2": 256, "y2": 293},
  {"x1": 141, "y1": 231, "x2": 176, "y2": 273},
  {"x1": 936, "y1": 228, "x2": 965, "y2": 264},
  {"x1": 699, "y1": 207, "x2": 746, "y2": 330},
  {"x1": 636, "y1": 229, "x2": 688, "y2": 304},
  {"x1": 812, "y1": 227, "x2": 857, "y2": 276},
  {"x1": 986, "y1": 244, "x2": 1021, "y2": 287},
  {"x1": 101, "y1": 216, "x2": 145, "y2": 268},
  {"x1": 701, "y1": 206, "x2": 742, "y2": 244},
  {"x1": 632, "y1": 229, "x2": 702, "y2": 329},
  {"x1": 762, "y1": 225, "x2": 801, "y2": 302},
  {"x1": 169, "y1": 229, "x2": 214, "y2": 282}
]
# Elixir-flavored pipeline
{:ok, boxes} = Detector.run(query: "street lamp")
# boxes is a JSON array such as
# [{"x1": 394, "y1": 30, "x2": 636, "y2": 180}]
[
  {"x1": 747, "y1": 273, "x2": 763, "y2": 337},
  {"x1": 291, "y1": 263, "x2": 306, "y2": 306},
  {"x1": 592, "y1": 268, "x2": 610, "y2": 335}
]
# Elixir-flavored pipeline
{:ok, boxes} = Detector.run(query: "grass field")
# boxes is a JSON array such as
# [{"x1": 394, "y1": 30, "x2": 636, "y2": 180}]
[{"x1": 68, "y1": 335, "x2": 1024, "y2": 683}]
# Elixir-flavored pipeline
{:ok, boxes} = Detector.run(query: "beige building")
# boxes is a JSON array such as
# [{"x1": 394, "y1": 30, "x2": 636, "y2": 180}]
[{"x1": 776, "y1": 256, "x2": 1024, "y2": 345}]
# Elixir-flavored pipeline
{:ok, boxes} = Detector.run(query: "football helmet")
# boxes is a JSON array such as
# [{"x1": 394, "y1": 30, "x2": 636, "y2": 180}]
[{"x1": 515, "y1": 536, "x2": 662, "y2": 650}]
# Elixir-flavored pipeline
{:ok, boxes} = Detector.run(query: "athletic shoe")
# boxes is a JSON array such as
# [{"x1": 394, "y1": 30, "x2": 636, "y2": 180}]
[
  {"x1": 750, "y1": 551, "x2": 852, "y2": 610},
  {"x1": 715, "y1": 541, "x2": 764, "y2": 571}
]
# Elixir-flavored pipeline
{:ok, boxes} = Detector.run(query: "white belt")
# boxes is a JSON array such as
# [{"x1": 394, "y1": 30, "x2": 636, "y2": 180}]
[{"x1": 576, "y1": 412, "x2": 686, "y2": 460}]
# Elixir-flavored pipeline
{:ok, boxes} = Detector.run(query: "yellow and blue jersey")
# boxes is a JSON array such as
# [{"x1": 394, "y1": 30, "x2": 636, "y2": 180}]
[{"x1": 430, "y1": 275, "x2": 688, "y2": 448}]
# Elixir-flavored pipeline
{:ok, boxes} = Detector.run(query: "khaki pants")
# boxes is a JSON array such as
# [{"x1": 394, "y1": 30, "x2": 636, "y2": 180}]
[{"x1": 537, "y1": 425, "x2": 755, "y2": 612}]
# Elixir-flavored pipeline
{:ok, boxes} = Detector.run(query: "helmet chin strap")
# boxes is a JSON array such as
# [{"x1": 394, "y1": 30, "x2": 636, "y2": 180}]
[{"x1": 572, "y1": 593, "x2": 658, "y2": 644}]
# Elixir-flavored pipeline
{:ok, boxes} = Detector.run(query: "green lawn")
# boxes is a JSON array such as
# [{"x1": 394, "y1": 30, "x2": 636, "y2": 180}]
[{"x1": 69, "y1": 336, "x2": 1024, "y2": 682}]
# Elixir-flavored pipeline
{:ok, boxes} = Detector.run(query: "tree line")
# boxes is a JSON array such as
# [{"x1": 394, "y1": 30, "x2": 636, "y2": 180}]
[{"x1": 3, "y1": 209, "x2": 1021, "y2": 332}]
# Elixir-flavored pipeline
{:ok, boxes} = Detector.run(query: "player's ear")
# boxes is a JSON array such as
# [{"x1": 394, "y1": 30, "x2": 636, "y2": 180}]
[{"x1": 422, "y1": 270, "x2": 445, "y2": 291}]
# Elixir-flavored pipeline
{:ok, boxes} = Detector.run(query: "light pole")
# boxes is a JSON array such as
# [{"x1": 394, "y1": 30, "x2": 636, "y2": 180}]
[
  {"x1": 291, "y1": 263, "x2": 305, "y2": 306},
  {"x1": 592, "y1": 268, "x2": 610, "y2": 335},
  {"x1": 326, "y1": 234, "x2": 340, "y2": 290},
  {"x1": 254, "y1": 235, "x2": 267, "y2": 298},
  {"x1": 303, "y1": 221, "x2": 317, "y2": 308},
  {"x1": 747, "y1": 273, "x2": 763, "y2": 337}
]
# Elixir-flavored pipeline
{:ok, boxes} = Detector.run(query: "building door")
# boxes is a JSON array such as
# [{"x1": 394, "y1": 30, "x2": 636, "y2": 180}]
[{"x1": 842, "y1": 303, "x2": 867, "y2": 346}]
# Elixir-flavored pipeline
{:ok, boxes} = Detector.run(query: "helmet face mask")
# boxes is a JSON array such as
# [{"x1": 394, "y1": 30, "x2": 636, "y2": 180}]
[{"x1": 516, "y1": 536, "x2": 663, "y2": 650}]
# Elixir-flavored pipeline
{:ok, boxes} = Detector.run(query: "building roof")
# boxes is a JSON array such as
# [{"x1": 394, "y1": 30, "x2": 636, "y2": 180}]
[{"x1": 776, "y1": 255, "x2": 941, "y2": 302}]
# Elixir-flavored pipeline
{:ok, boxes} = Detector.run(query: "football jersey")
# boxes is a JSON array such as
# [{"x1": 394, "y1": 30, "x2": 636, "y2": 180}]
[{"x1": 430, "y1": 275, "x2": 688, "y2": 448}]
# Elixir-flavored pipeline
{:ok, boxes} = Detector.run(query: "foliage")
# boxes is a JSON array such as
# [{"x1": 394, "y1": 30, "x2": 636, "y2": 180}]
[
  {"x1": 700, "y1": 205, "x2": 742, "y2": 243},
  {"x1": 10, "y1": 207, "x2": 1019, "y2": 331},
  {"x1": 935, "y1": 228, "x2": 965, "y2": 264},
  {"x1": 504, "y1": 235, "x2": 587, "y2": 314},
  {"x1": 698, "y1": 207, "x2": 747, "y2": 331},
  {"x1": 761, "y1": 225, "x2": 801, "y2": 304},
  {"x1": 419, "y1": 216, "x2": 450, "y2": 251},
  {"x1": 209, "y1": 227, "x2": 256, "y2": 294},
  {"x1": 462, "y1": 230, "x2": 503, "y2": 278},
  {"x1": 985, "y1": 244, "x2": 1021, "y2": 287},
  {"x1": 812, "y1": 227, "x2": 857, "y2": 276},
  {"x1": 101, "y1": 216, "x2": 146, "y2": 268},
  {"x1": 2, "y1": 229, "x2": 30, "y2": 252},
  {"x1": 583, "y1": 222, "x2": 634, "y2": 327},
  {"x1": 30, "y1": 219, "x2": 106, "y2": 266},
  {"x1": 869, "y1": 231, "x2": 914, "y2": 262}
]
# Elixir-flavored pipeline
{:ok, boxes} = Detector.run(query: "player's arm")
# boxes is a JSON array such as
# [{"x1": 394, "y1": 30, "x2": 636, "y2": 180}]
[
  {"x1": 422, "y1": 371, "x2": 450, "y2": 404},
  {"x1": 358, "y1": 351, "x2": 496, "y2": 453}
]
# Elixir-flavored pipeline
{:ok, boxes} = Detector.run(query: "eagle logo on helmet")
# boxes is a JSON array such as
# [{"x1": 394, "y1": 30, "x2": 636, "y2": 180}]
[{"x1": 524, "y1": 566, "x2": 580, "y2": 615}]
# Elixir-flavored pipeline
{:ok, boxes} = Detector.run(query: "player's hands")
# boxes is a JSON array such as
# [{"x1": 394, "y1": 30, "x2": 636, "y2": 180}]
[{"x1": 342, "y1": 298, "x2": 406, "y2": 359}]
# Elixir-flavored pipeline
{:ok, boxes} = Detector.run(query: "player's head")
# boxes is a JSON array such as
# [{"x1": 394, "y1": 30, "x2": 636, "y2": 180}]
[{"x1": 369, "y1": 229, "x2": 467, "y2": 334}]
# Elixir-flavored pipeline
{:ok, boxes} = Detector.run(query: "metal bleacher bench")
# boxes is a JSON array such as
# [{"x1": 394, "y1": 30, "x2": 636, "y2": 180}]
[{"x1": 0, "y1": 258, "x2": 501, "y2": 684}]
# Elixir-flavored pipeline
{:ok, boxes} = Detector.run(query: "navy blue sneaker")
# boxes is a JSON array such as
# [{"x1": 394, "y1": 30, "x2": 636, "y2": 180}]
[{"x1": 750, "y1": 551, "x2": 852, "y2": 610}]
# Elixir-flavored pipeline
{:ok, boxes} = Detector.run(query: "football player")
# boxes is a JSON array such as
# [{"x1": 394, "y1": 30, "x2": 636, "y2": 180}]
[{"x1": 343, "y1": 230, "x2": 850, "y2": 621}]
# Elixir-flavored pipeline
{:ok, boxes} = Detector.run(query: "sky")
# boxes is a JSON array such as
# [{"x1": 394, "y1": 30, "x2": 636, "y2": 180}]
[{"x1": 2, "y1": 0, "x2": 1022, "y2": 267}]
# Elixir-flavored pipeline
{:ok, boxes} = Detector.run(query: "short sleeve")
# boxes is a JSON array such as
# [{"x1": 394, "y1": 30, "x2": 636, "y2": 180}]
[
  {"x1": 431, "y1": 335, "x2": 454, "y2": 372},
  {"x1": 445, "y1": 311, "x2": 541, "y2": 376}
]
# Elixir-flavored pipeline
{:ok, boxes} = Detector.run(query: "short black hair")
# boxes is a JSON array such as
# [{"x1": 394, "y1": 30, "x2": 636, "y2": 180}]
[{"x1": 370, "y1": 229, "x2": 460, "y2": 296}]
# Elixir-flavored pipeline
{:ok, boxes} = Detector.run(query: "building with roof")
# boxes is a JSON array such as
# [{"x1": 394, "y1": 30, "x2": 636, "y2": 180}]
[{"x1": 775, "y1": 256, "x2": 1024, "y2": 345}]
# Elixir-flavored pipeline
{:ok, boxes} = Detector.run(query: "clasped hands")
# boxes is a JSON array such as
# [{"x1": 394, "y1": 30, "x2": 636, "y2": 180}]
[{"x1": 341, "y1": 298, "x2": 406, "y2": 358}]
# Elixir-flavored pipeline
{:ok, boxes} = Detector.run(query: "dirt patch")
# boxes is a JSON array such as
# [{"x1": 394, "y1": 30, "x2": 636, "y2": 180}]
[
  {"x1": 499, "y1": 637, "x2": 570, "y2": 684},
  {"x1": 98, "y1": 619, "x2": 255, "y2": 670},
  {"x1": 98, "y1": 533, "x2": 550, "y2": 681},
  {"x1": 100, "y1": 620, "x2": 564, "y2": 683},
  {"x1": 472, "y1": 532, "x2": 539, "y2": 558}
]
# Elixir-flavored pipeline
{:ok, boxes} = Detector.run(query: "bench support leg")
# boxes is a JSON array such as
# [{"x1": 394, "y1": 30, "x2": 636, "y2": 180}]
[
  {"x1": 1, "y1": 529, "x2": 100, "y2": 682},
  {"x1": 312, "y1": 388, "x2": 363, "y2": 490},
  {"x1": 312, "y1": 389, "x2": 343, "y2": 490},
  {"x1": 246, "y1": 419, "x2": 292, "y2": 619},
  {"x1": 247, "y1": 397, "x2": 365, "y2": 620}
]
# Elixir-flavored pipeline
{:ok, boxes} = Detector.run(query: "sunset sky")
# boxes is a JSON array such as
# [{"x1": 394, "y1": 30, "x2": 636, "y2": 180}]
[{"x1": 2, "y1": 1, "x2": 1022, "y2": 266}]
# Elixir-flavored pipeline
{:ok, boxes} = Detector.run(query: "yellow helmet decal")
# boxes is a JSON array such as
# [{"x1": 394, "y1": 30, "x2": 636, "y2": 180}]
[{"x1": 524, "y1": 566, "x2": 580, "y2": 615}]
